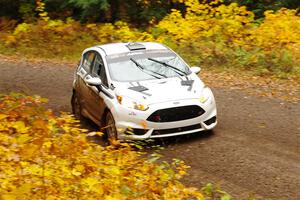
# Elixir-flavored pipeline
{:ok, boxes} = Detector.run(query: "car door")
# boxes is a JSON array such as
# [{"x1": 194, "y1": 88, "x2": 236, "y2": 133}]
[
  {"x1": 76, "y1": 51, "x2": 95, "y2": 109},
  {"x1": 83, "y1": 52, "x2": 107, "y2": 123}
]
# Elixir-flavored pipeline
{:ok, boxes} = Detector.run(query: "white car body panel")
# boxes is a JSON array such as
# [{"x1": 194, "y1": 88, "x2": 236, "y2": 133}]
[{"x1": 113, "y1": 73, "x2": 205, "y2": 105}]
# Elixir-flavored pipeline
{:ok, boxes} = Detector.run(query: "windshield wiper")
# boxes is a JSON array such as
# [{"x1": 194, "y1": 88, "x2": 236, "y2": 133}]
[
  {"x1": 130, "y1": 58, "x2": 167, "y2": 79},
  {"x1": 148, "y1": 58, "x2": 187, "y2": 76}
]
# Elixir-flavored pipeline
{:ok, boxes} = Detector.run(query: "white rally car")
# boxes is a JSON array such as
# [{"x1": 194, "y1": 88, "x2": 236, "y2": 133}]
[{"x1": 71, "y1": 42, "x2": 217, "y2": 140}]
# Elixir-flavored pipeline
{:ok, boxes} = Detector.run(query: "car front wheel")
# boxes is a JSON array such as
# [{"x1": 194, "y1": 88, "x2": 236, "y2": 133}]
[{"x1": 105, "y1": 111, "x2": 118, "y2": 142}]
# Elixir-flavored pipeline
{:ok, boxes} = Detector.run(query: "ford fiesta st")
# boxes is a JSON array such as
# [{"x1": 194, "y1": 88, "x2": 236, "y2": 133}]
[{"x1": 71, "y1": 42, "x2": 217, "y2": 140}]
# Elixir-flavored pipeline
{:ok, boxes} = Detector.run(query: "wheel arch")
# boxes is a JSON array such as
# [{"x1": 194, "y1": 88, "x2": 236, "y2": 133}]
[{"x1": 101, "y1": 107, "x2": 110, "y2": 127}]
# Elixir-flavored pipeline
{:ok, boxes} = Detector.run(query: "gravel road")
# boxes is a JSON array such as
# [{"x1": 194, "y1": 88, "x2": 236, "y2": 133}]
[{"x1": 0, "y1": 59, "x2": 299, "y2": 200}]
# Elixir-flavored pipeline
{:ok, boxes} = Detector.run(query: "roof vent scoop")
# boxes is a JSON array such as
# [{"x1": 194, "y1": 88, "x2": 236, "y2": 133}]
[{"x1": 126, "y1": 42, "x2": 146, "y2": 51}]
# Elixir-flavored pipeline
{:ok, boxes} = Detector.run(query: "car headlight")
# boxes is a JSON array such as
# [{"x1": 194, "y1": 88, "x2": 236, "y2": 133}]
[
  {"x1": 199, "y1": 87, "x2": 211, "y2": 103},
  {"x1": 116, "y1": 95, "x2": 149, "y2": 111}
]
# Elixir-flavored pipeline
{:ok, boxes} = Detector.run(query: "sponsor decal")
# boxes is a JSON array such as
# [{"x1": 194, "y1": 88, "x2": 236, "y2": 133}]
[{"x1": 129, "y1": 111, "x2": 137, "y2": 116}]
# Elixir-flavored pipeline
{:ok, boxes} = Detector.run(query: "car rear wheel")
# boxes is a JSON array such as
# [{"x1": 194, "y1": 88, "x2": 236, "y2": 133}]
[
  {"x1": 105, "y1": 111, "x2": 118, "y2": 142},
  {"x1": 71, "y1": 92, "x2": 83, "y2": 120}
]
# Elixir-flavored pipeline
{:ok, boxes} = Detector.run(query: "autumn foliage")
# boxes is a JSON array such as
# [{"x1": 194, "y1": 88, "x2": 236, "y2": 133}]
[
  {"x1": 154, "y1": 0, "x2": 300, "y2": 77},
  {"x1": 0, "y1": 93, "x2": 204, "y2": 199},
  {"x1": 0, "y1": 0, "x2": 300, "y2": 78}
]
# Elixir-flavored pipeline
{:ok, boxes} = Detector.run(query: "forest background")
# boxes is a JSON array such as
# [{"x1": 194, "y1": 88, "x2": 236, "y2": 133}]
[{"x1": 0, "y1": 0, "x2": 300, "y2": 79}]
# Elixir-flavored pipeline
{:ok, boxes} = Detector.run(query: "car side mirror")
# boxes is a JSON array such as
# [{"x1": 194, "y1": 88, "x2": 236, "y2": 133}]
[
  {"x1": 190, "y1": 66, "x2": 201, "y2": 74},
  {"x1": 85, "y1": 77, "x2": 102, "y2": 86}
]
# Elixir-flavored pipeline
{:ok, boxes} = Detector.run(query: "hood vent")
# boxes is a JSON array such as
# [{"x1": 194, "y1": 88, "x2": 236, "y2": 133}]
[{"x1": 126, "y1": 42, "x2": 146, "y2": 51}]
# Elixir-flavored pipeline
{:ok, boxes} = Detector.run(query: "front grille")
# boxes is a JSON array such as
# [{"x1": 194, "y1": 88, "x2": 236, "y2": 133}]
[
  {"x1": 147, "y1": 105, "x2": 205, "y2": 122},
  {"x1": 152, "y1": 124, "x2": 202, "y2": 135}
]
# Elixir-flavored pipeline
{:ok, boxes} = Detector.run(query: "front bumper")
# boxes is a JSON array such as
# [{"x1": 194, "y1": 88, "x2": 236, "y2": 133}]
[{"x1": 110, "y1": 95, "x2": 217, "y2": 140}]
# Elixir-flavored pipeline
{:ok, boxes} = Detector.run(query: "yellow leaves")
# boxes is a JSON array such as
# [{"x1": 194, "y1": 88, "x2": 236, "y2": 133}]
[
  {"x1": 153, "y1": 0, "x2": 300, "y2": 75},
  {"x1": 71, "y1": 169, "x2": 82, "y2": 176},
  {"x1": 0, "y1": 0, "x2": 298, "y2": 76},
  {"x1": 81, "y1": 177, "x2": 102, "y2": 193},
  {"x1": 4, "y1": 35, "x2": 17, "y2": 47},
  {"x1": 12, "y1": 121, "x2": 29, "y2": 134},
  {"x1": 112, "y1": 21, "x2": 154, "y2": 42},
  {"x1": 21, "y1": 144, "x2": 40, "y2": 159},
  {"x1": 104, "y1": 196, "x2": 119, "y2": 200},
  {"x1": 47, "y1": 19, "x2": 64, "y2": 29},
  {"x1": 26, "y1": 164, "x2": 43, "y2": 176},
  {"x1": 1, "y1": 194, "x2": 16, "y2": 200},
  {"x1": 1, "y1": 184, "x2": 32, "y2": 199},
  {"x1": 17, "y1": 134, "x2": 32, "y2": 144},
  {"x1": 75, "y1": 164, "x2": 85, "y2": 173},
  {"x1": 36, "y1": 0, "x2": 49, "y2": 21},
  {"x1": 157, "y1": 0, "x2": 255, "y2": 47},
  {"x1": 43, "y1": 141, "x2": 52, "y2": 148},
  {"x1": 86, "y1": 23, "x2": 97, "y2": 29},
  {"x1": 256, "y1": 8, "x2": 300, "y2": 48},
  {"x1": 15, "y1": 183, "x2": 32, "y2": 197},
  {"x1": 87, "y1": 131, "x2": 103, "y2": 137},
  {"x1": 110, "y1": 166, "x2": 121, "y2": 176},
  {"x1": 32, "y1": 119, "x2": 48, "y2": 131},
  {"x1": 7, "y1": 154, "x2": 20, "y2": 162},
  {"x1": 0, "y1": 113, "x2": 7, "y2": 120},
  {"x1": 13, "y1": 23, "x2": 30, "y2": 35}
]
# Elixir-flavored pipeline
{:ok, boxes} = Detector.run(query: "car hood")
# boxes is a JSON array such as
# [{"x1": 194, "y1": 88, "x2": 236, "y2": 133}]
[{"x1": 112, "y1": 74, "x2": 205, "y2": 105}]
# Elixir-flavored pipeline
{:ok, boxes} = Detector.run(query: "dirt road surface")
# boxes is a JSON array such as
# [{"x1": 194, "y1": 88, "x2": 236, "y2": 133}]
[{"x1": 0, "y1": 59, "x2": 299, "y2": 200}]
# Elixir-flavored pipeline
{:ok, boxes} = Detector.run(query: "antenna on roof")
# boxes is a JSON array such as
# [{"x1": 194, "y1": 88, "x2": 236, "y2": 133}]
[{"x1": 126, "y1": 42, "x2": 146, "y2": 51}]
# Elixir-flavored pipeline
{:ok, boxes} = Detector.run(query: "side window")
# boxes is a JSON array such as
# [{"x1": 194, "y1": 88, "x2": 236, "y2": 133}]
[
  {"x1": 91, "y1": 55, "x2": 103, "y2": 77},
  {"x1": 100, "y1": 65, "x2": 108, "y2": 87},
  {"x1": 92, "y1": 54, "x2": 108, "y2": 87},
  {"x1": 82, "y1": 51, "x2": 95, "y2": 72}
]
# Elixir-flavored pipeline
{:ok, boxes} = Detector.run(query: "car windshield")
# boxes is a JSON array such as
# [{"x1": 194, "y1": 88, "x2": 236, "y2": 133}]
[{"x1": 106, "y1": 50, "x2": 191, "y2": 82}]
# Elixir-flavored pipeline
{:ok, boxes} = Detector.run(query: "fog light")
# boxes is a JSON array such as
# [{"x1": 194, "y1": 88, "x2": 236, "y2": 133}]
[
  {"x1": 204, "y1": 116, "x2": 216, "y2": 126},
  {"x1": 125, "y1": 128, "x2": 148, "y2": 136}
]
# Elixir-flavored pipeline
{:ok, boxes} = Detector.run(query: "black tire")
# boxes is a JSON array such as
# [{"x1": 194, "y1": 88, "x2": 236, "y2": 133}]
[
  {"x1": 105, "y1": 111, "x2": 118, "y2": 142},
  {"x1": 71, "y1": 92, "x2": 83, "y2": 120}
]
